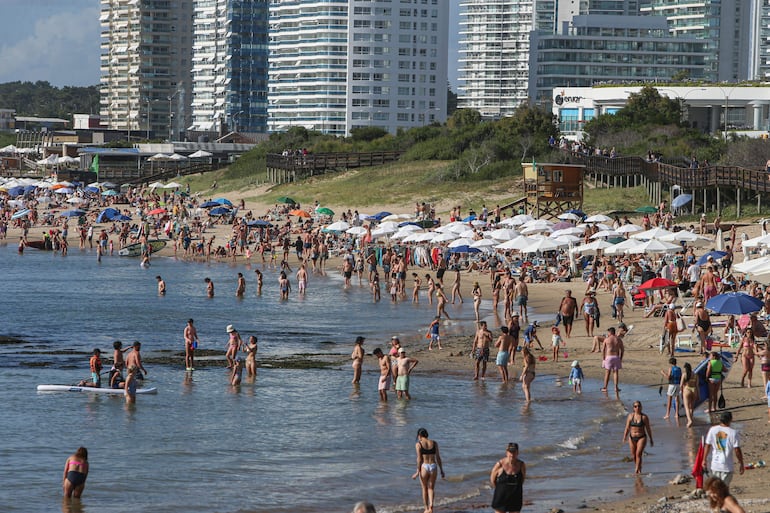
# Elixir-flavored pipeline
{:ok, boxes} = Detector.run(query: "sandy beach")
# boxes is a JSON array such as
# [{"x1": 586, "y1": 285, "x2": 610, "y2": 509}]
[{"x1": 6, "y1": 188, "x2": 770, "y2": 513}]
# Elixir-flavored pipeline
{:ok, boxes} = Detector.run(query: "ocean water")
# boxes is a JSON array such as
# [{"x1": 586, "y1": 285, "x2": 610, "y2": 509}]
[{"x1": 0, "y1": 245, "x2": 696, "y2": 513}]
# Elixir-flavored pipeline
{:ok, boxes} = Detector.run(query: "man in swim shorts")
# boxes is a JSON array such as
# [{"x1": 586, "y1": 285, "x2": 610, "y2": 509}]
[
  {"x1": 559, "y1": 289, "x2": 578, "y2": 338},
  {"x1": 601, "y1": 327, "x2": 624, "y2": 393},
  {"x1": 373, "y1": 347, "x2": 391, "y2": 401},
  {"x1": 514, "y1": 280, "x2": 529, "y2": 322},
  {"x1": 395, "y1": 348, "x2": 418, "y2": 400},
  {"x1": 472, "y1": 321, "x2": 492, "y2": 381},
  {"x1": 494, "y1": 326, "x2": 515, "y2": 382}
]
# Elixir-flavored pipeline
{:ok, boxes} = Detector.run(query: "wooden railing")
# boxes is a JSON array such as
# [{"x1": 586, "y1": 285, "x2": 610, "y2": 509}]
[{"x1": 265, "y1": 151, "x2": 403, "y2": 183}]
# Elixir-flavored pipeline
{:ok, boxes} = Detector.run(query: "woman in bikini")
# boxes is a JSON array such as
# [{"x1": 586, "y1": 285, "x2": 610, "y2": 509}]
[
  {"x1": 412, "y1": 273, "x2": 422, "y2": 303},
  {"x1": 622, "y1": 400, "x2": 654, "y2": 474},
  {"x1": 351, "y1": 336, "x2": 365, "y2": 384},
  {"x1": 520, "y1": 347, "x2": 536, "y2": 403},
  {"x1": 225, "y1": 325, "x2": 243, "y2": 368},
  {"x1": 62, "y1": 447, "x2": 89, "y2": 498},
  {"x1": 411, "y1": 428, "x2": 444, "y2": 513},
  {"x1": 243, "y1": 335, "x2": 258, "y2": 378},
  {"x1": 694, "y1": 302, "x2": 712, "y2": 354},
  {"x1": 736, "y1": 328, "x2": 756, "y2": 388},
  {"x1": 472, "y1": 281, "x2": 482, "y2": 322},
  {"x1": 435, "y1": 284, "x2": 450, "y2": 319},
  {"x1": 492, "y1": 274, "x2": 502, "y2": 311},
  {"x1": 680, "y1": 362, "x2": 699, "y2": 427},
  {"x1": 425, "y1": 274, "x2": 436, "y2": 306}
]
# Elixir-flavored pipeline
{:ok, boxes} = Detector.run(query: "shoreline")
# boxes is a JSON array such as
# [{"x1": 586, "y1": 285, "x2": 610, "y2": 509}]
[{"x1": 4, "y1": 197, "x2": 770, "y2": 512}]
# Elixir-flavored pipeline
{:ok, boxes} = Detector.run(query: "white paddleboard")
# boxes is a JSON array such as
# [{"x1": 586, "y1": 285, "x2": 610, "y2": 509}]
[{"x1": 37, "y1": 385, "x2": 158, "y2": 395}]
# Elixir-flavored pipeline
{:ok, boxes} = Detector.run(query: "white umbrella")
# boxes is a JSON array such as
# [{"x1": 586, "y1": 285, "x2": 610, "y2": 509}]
[
  {"x1": 471, "y1": 238, "x2": 497, "y2": 249},
  {"x1": 396, "y1": 224, "x2": 423, "y2": 234},
  {"x1": 148, "y1": 181, "x2": 166, "y2": 189},
  {"x1": 584, "y1": 214, "x2": 612, "y2": 223},
  {"x1": 659, "y1": 231, "x2": 711, "y2": 248},
  {"x1": 631, "y1": 227, "x2": 673, "y2": 240},
  {"x1": 626, "y1": 239, "x2": 681, "y2": 255},
  {"x1": 558, "y1": 212, "x2": 581, "y2": 221},
  {"x1": 521, "y1": 222, "x2": 553, "y2": 235},
  {"x1": 401, "y1": 232, "x2": 423, "y2": 243},
  {"x1": 511, "y1": 214, "x2": 535, "y2": 225},
  {"x1": 739, "y1": 234, "x2": 770, "y2": 248},
  {"x1": 590, "y1": 230, "x2": 621, "y2": 239},
  {"x1": 432, "y1": 232, "x2": 459, "y2": 243},
  {"x1": 550, "y1": 227, "x2": 585, "y2": 238},
  {"x1": 448, "y1": 237, "x2": 475, "y2": 248},
  {"x1": 189, "y1": 150, "x2": 213, "y2": 158},
  {"x1": 0, "y1": 144, "x2": 18, "y2": 153},
  {"x1": 164, "y1": 181, "x2": 183, "y2": 189},
  {"x1": 447, "y1": 223, "x2": 471, "y2": 234},
  {"x1": 520, "y1": 237, "x2": 560, "y2": 254},
  {"x1": 148, "y1": 153, "x2": 171, "y2": 161},
  {"x1": 604, "y1": 239, "x2": 640, "y2": 255},
  {"x1": 470, "y1": 220, "x2": 487, "y2": 227},
  {"x1": 487, "y1": 228, "x2": 519, "y2": 241},
  {"x1": 553, "y1": 234, "x2": 583, "y2": 245},
  {"x1": 326, "y1": 221, "x2": 350, "y2": 232},
  {"x1": 371, "y1": 226, "x2": 398, "y2": 238},
  {"x1": 497, "y1": 217, "x2": 519, "y2": 227},
  {"x1": 458, "y1": 229, "x2": 477, "y2": 239},
  {"x1": 66, "y1": 197, "x2": 85, "y2": 204},
  {"x1": 381, "y1": 213, "x2": 413, "y2": 222},
  {"x1": 414, "y1": 232, "x2": 437, "y2": 242},
  {"x1": 570, "y1": 239, "x2": 614, "y2": 255},
  {"x1": 168, "y1": 153, "x2": 188, "y2": 160},
  {"x1": 378, "y1": 221, "x2": 400, "y2": 232},
  {"x1": 345, "y1": 226, "x2": 367, "y2": 236},
  {"x1": 734, "y1": 256, "x2": 770, "y2": 274},
  {"x1": 616, "y1": 224, "x2": 644, "y2": 234},
  {"x1": 495, "y1": 235, "x2": 535, "y2": 251}
]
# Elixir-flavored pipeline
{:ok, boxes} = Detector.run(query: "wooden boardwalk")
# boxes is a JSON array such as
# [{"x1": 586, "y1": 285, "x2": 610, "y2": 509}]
[{"x1": 265, "y1": 151, "x2": 402, "y2": 183}]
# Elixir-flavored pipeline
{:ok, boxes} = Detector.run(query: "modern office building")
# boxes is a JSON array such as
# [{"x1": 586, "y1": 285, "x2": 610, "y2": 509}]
[
  {"x1": 99, "y1": 0, "x2": 193, "y2": 140},
  {"x1": 189, "y1": 0, "x2": 269, "y2": 135},
  {"x1": 529, "y1": 15, "x2": 708, "y2": 103},
  {"x1": 268, "y1": 0, "x2": 448, "y2": 136},
  {"x1": 640, "y1": 0, "x2": 753, "y2": 82}
]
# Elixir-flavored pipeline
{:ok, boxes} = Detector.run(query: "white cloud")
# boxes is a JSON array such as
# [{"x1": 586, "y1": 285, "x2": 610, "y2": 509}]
[{"x1": 0, "y1": 5, "x2": 101, "y2": 86}]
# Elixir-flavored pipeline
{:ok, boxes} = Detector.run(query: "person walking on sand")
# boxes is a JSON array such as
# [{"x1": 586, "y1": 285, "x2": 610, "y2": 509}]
[
  {"x1": 395, "y1": 347, "x2": 418, "y2": 400},
  {"x1": 156, "y1": 275, "x2": 166, "y2": 295},
  {"x1": 601, "y1": 327, "x2": 623, "y2": 393},
  {"x1": 495, "y1": 326, "x2": 514, "y2": 383},
  {"x1": 373, "y1": 348, "x2": 391, "y2": 401},
  {"x1": 559, "y1": 289, "x2": 578, "y2": 338},
  {"x1": 351, "y1": 336, "x2": 365, "y2": 384},
  {"x1": 184, "y1": 318, "x2": 199, "y2": 371},
  {"x1": 412, "y1": 428, "x2": 444, "y2": 513},
  {"x1": 224, "y1": 325, "x2": 243, "y2": 368},
  {"x1": 622, "y1": 401, "x2": 654, "y2": 474},
  {"x1": 520, "y1": 347, "x2": 536, "y2": 402},
  {"x1": 490, "y1": 442, "x2": 526, "y2": 513},
  {"x1": 582, "y1": 291, "x2": 599, "y2": 337},
  {"x1": 62, "y1": 447, "x2": 89, "y2": 498},
  {"x1": 514, "y1": 280, "x2": 528, "y2": 322},
  {"x1": 472, "y1": 281, "x2": 482, "y2": 321},
  {"x1": 703, "y1": 411, "x2": 744, "y2": 485},
  {"x1": 661, "y1": 357, "x2": 682, "y2": 420},
  {"x1": 236, "y1": 272, "x2": 246, "y2": 297},
  {"x1": 451, "y1": 268, "x2": 463, "y2": 304},
  {"x1": 705, "y1": 351, "x2": 724, "y2": 413},
  {"x1": 435, "y1": 284, "x2": 450, "y2": 319},
  {"x1": 472, "y1": 321, "x2": 493, "y2": 380}
]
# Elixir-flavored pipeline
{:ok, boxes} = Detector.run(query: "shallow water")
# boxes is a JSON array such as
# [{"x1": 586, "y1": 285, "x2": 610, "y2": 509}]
[{"x1": 0, "y1": 246, "x2": 695, "y2": 512}]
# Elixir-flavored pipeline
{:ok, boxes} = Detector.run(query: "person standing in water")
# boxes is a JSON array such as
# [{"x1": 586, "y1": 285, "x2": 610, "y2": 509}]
[
  {"x1": 411, "y1": 428, "x2": 444, "y2": 513},
  {"x1": 62, "y1": 447, "x2": 89, "y2": 498},
  {"x1": 490, "y1": 443, "x2": 526, "y2": 513},
  {"x1": 351, "y1": 336, "x2": 365, "y2": 384},
  {"x1": 184, "y1": 319, "x2": 199, "y2": 371},
  {"x1": 243, "y1": 335, "x2": 258, "y2": 377},
  {"x1": 622, "y1": 400, "x2": 654, "y2": 474}
]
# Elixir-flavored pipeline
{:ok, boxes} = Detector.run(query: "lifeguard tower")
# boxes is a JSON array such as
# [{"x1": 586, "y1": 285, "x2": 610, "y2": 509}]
[{"x1": 521, "y1": 162, "x2": 585, "y2": 219}]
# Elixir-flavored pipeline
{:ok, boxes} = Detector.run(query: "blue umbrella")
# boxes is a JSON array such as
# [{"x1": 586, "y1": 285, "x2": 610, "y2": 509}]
[
  {"x1": 706, "y1": 292, "x2": 764, "y2": 315},
  {"x1": 84, "y1": 186, "x2": 99, "y2": 194},
  {"x1": 214, "y1": 198, "x2": 233, "y2": 207},
  {"x1": 449, "y1": 245, "x2": 481, "y2": 254},
  {"x1": 209, "y1": 206, "x2": 231, "y2": 216},
  {"x1": 398, "y1": 221, "x2": 422, "y2": 228},
  {"x1": 200, "y1": 201, "x2": 220, "y2": 208},
  {"x1": 96, "y1": 208, "x2": 119, "y2": 223},
  {"x1": 23, "y1": 185, "x2": 37, "y2": 194},
  {"x1": 371, "y1": 211, "x2": 392, "y2": 221},
  {"x1": 247, "y1": 220, "x2": 273, "y2": 227},
  {"x1": 671, "y1": 194, "x2": 693, "y2": 209},
  {"x1": 697, "y1": 251, "x2": 727, "y2": 265},
  {"x1": 112, "y1": 214, "x2": 132, "y2": 222},
  {"x1": 462, "y1": 215, "x2": 477, "y2": 222},
  {"x1": 61, "y1": 209, "x2": 87, "y2": 218},
  {"x1": 7, "y1": 186, "x2": 24, "y2": 197}
]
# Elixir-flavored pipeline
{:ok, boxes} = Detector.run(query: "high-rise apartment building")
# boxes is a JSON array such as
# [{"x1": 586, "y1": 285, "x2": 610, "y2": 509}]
[
  {"x1": 99, "y1": 0, "x2": 192, "y2": 139},
  {"x1": 189, "y1": 0, "x2": 269, "y2": 134},
  {"x1": 268, "y1": 0, "x2": 448, "y2": 135}
]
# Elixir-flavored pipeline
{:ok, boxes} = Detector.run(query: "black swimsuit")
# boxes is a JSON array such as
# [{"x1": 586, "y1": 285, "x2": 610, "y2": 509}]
[
  {"x1": 629, "y1": 415, "x2": 646, "y2": 442},
  {"x1": 419, "y1": 443, "x2": 436, "y2": 455}
]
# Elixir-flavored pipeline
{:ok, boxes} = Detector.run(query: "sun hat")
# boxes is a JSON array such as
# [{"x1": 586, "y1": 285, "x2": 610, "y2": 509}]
[
  {"x1": 571, "y1": 360, "x2": 579, "y2": 367},
  {"x1": 398, "y1": 347, "x2": 406, "y2": 354},
  {"x1": 226, "y1": 325, "x2": 236, "y2": 333}
]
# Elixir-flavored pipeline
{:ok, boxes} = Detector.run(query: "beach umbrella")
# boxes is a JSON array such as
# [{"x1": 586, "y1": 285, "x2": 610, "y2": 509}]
[
  {"x1": 60, "y1": 209, "x2": 86, "y2": 218},
  {"x1": 550, "y1": 227, "x2": 584, "y2": 238},
  {"x1": 96, "y1": 208, "x2": 120, "y2": 223},
  {"x1": 604, "y1": 238, "x2": 639, "y2": 256},
  {"x1": 705, "y1": 292, "x2": 764, "y2": 315},
  {"x1": 54, "y1": 187, "x2": 74, "y2": 194},
  {"x1": 382, "y1": 214, "x2": 413, "y2": 222},
  {"x1": 449, "y1": 245, "x2": 481, "y2": 254},
  {"x1": 448, "y1": 237, "x2": 475, "y2": 248},
  {"x1": 276, "y1": 196, "x2": 296, "y2": 205},
  {"x1": 168, "y1": 153, "x2": 187, "y2": 161},
  {"x1": 553, "y1": 234, "x2": 582, "y2": 245},
  {"x1": 570, "y1": 240, "x2": 614, "y2": 255},
  {"x1": 697, "y1": 251, "x2": 728, "y2": 265},
  {"x1": 189, "y1": 150, "x2": 213, "y2": 158},
  {"x1": 627, "y1": 239, "x2": 681, "y2": 255},
  {"x1": 346, "y1": 226, "x2": 367, "y2": 236},
  {"x1": 247, "y1": 220, "x2": 273, "y2": 228},
  {"x1": 84, "y1": 186, "x2": 99, "y2": 194},
  {"x1": 462, "y1": 215, "x2": 476, "y2": 222},
  {"x1": 148, "y1": 153, "x2": 170, "y2": 162},
  {"x1": 102, "y1": 190, "x2": 119, "y2": 197},
  {"x1": 470, "y1": 238, "x2": 497, "y2": 249},
  {"x1": 316, "y1": 207, "x2": 334, "y2": 216},
  {"x1": 584, "y1": 214, "x2": 612, "y2": 223},
  {"x1": 590, "y1": 230, "x2": 621, "y2": 239},
  {"x1": 487, "y1": 228, "x2": 519, "y2": 241},
  {"x1": 209, "y1": 207, "x2": 231, "y2": 216},
  {"x1": 325, "y1": 221, "x2": 350, "y2": 232},
  {"x1": 290, "y1": 209, "x2": 311, "y2": 218},
  {"x1": 102, "y1": 182, "x2": 117, "y2": 189},
  {"x1": 11, "y1": 209, "x2": 30, "y2": 220},
  {"x1": 470, "y1": 220, "x2": 487, "y2": 228},
  {"x1": 495, "y1": 235, "x2": 534, "y2": 251},
  {"x1": 616, "y1": 224, "x2": 643, "y2": 234},
  {"x1": 671, "y1": 194, "x2": 693, "y2": 209},
  {"x1": 431, "y1": 232, "x2": 458, "y2": 243},
  {"x1": 112, "y1": 214, "x2": 132, "y2": 222},
  {"x1": 370, "y1": 211, "x2": 392, "y2": 221},
  {"x1": 148, "y1": 181, "x2": 166, "y2": 189},
  {"x1": 66, "y1": 197, "x2": 85, "y2": 204},
  {"x1": 370, "y1": 227, "x2": 396, "y2": 239},
  {"x1": 520, "y1": 237, "x2": 560, "y2": 254},
  {"x1": 378, "y1": 221, "x2": 401, "y2": 232},
  {"x1": 557, "y1": 212, "x2": 581, "y2": 221},
  {"x1": 147, "y1": 208, "x2": 167, "y2": 216},
  {"x1": 7, "y1": 186, "x2": 25, "y2": 197},
  {"x1": 458, "y1": 229, "x2": 476, "y2": 239},
  {"x1": 214, "y1": 198, "x2": 233, "y2": 207},
  {"x1": 200, "y1": 201, "x2": 220, "y2": 208},
  {"x1": 740, "y1": 234, "x2": 770, "y2": 248},
  {"x1": 630, "y1": 227, "x2": 673, "y2": 240},
  {"x1": 639, "y1": 277, "x2": 678, "y2": 290},
  {"x1": 395, "y1": 224, "x2": 423, "y2": 234},
  {"x1": 733, "y1": 256, "x2": 770, "y2": 274},
  {"x1": 164, "y1": 182, "x2": 183, "y2": 189},
  {"x1": 635, "y1": 206, "x2": 658, "y2": 214},
  {"x1": 551, "y1": 221, "x2": 574, "y2": 231},
  {"x1": 511, "y1": 214, "x2": 534, "y2": 225}
]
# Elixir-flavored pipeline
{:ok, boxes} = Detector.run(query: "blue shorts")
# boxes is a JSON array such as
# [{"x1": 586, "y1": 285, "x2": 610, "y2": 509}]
[
  {"x1": 496, "y1": 351, "x2": 509, "y2": 366},
  {"x1": 91, "y1": 372, "x2": 100, "y2": 385}
]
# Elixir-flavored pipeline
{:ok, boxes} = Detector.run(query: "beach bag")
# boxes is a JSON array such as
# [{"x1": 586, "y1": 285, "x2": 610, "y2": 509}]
[{"x1": 676, "y1": 314, "x2": 686, "y2": 332}]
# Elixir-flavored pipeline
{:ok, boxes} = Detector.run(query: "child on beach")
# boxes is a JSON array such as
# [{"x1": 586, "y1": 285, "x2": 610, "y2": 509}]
[
  {"x1": 661, "y1": 357, "x2": 682, "y2": 420},
  {"x1": 231, "y1": 358, "x2": 244, "y2": 386},
  {"x1": 569, "y1": 360, "x2": 584, "y2": 394},
  {"x1": 551, "y1": 326, "x2": 562, "y2": 362},
  {"x1": 427, "y1": 316, "x2": 442, "y2": 350}
]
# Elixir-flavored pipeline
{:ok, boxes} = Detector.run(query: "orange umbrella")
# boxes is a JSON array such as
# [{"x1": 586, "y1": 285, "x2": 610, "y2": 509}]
[
  {"x1": 290, "y1": 209, "x2": 311, "y2": 218},
  {"x1": 148, "y1": 208, "x2": 167, "y2": 216}
]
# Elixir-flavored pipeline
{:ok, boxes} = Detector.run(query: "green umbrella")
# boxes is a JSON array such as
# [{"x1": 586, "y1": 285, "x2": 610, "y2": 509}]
[
  {"x1": 635, "y1": 206, "x2": 657, "y2": 213},
  {"x1": 277, "y1": 196, "x2": 296, "y2": 205},
  {"x1": 316, "y1": 207, "x2": 334, "y2": 216}
]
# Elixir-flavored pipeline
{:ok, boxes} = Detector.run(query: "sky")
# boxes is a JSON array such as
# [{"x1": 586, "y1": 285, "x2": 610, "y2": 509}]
[{"x1": 0, "y1": 0, "x2": 460, "y2": 89}]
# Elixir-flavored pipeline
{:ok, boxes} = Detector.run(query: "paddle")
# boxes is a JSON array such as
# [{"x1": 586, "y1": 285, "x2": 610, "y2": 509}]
[
  {"x1": 658, "y1": 376, "x2": 664, "y2": 396},
  {"x1": 717, "y1": 380, "x2": 726, "y2": 409}
]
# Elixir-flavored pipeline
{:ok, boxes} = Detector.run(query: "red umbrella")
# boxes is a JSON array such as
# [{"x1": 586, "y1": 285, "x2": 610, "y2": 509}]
[
  {"x1": 147, "y1": 208, "x2": 167, "y2": 216},
  {"x1": 639, "y1": 277, "x2": 678, "y2": 290},
  {"x1": 692, "y1": 437, "x2": 705, "y2": 489},
  {"x1": 290, "y1": 209, "x2": 311, "y2": 218}
]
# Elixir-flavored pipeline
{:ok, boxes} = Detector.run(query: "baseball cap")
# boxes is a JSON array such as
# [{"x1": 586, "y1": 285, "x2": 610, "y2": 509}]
[
  {"x1": 398, "y1": 348, "x2": 406, "y2": 354},
  {"x1": 571, "y1": 360, "x2": 579, "y2": 367}
]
